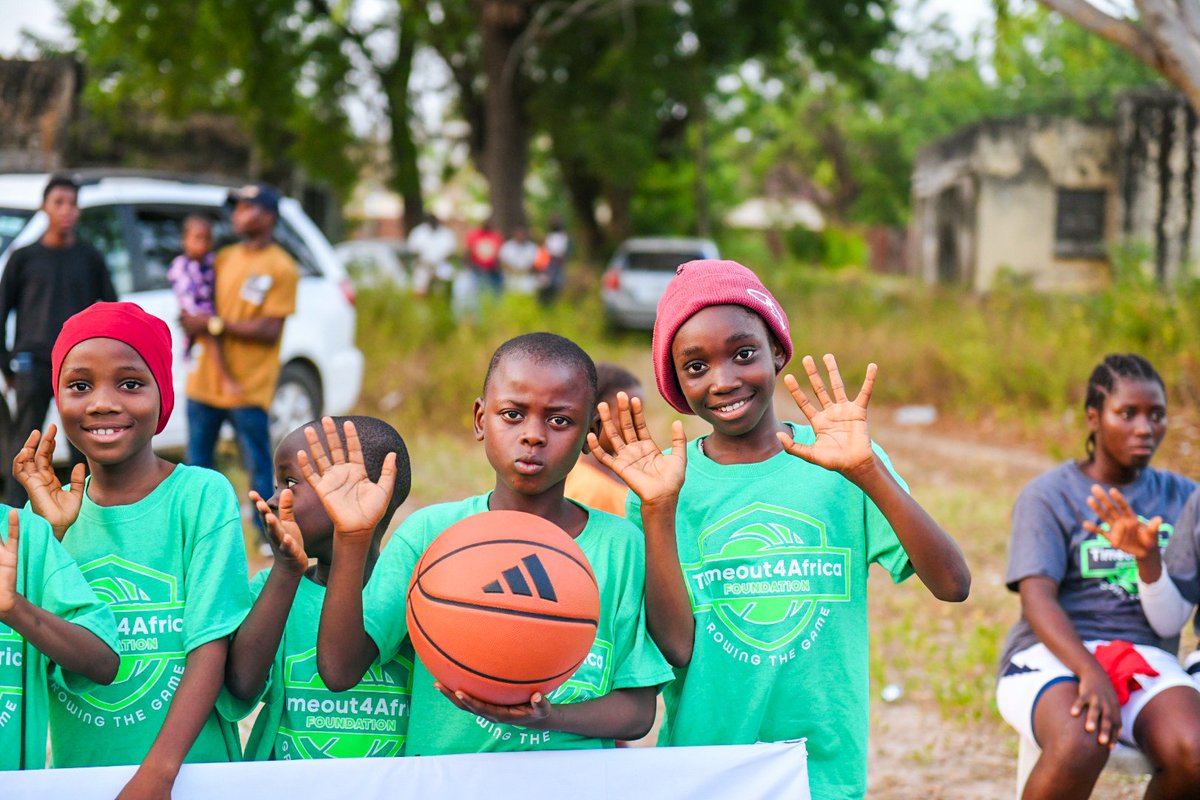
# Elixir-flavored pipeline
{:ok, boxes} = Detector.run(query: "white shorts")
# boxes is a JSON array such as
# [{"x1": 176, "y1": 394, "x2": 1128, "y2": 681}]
[{"x1": 996, "y1": 641, "x2": 1198, "y2": 747}]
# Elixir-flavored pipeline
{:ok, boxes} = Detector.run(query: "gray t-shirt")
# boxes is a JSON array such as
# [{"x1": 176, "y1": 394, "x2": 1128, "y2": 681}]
[
  {"x1": 1164, "y1": 489, "x2": 1200, "y2": 636},
  {"x1": 999, "y1": 461, "x2": 1196, "y2": 674}
]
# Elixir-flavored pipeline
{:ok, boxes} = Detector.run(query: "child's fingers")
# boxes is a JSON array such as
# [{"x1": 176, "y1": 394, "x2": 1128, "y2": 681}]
[
  {"x1": 278, "y1": 488, "x2": 295, "y2": 522},
  {"x1": 782, "y1": 374, "x2": 818, "y2": 422},
  {"x1": 822, "y1": 354, "x2": 848, "y2": 403},
  {"x1": 248, "y1": 490, "x2": 270, "y2": 515},
  {"x1": 1108, "y1": 487, "x2": 1133, "y2": 517},
  {"x1": 302, "y1": 424, "x2": 331, "y2": 473},
  {"x1": 1088, "y1": 485, "x2": 1117, "y2": 519},
  {"x1": 297, "y1": 449, "x2": 320, "y2": 487},
  {"x1": 670, "y1": 420, "x2": 687, "y2": 456},
  {"x1": 853, "y1": 363, "x2": 877, "y2": 408},
  {"x1": 596, "y1": 401, "x2": 624, "y2": 454},
  {"x1": 1084, "y1": 697, "x2": 1100, "y2": 734},
  {"x1": 322, "y1": 417, "x2": 345, "y2": 464},
  {"x1": 374, "y1": 453, "x2": 398, "y2": 501},
  {"x1": 802, "y1": 356, "x2": 833, "y2": 408},
  {"x1": 630, "y1": 396, "x2": 652, "y2": 441},
  {"x1": 34, "y1": 424, "x2": 56, "y2": 471},
  {"x1": 343, "y1": 420, "x2": 363, "y2": 465},
  {"x1": 13, "y1": 429, "x2": 39, "y2": 473},
  {"x1": 1082, "y1": 520, "x2": 1100, "y2": 535},
  {"x1": 67, "y1": 463, "x2": 86, "y2": 495},
  {"x1": 586, "y1": 432, "x2": 614, "y2": 467},
  {"x1": 615, "y1": 392, "x2": 638, "y2": 445},
  {"x1": 4, "y1": 509, "x2": 19, "y2": 557},
  {"x1": 777, "y1": 430, "x2": 814, "y2": 463}
]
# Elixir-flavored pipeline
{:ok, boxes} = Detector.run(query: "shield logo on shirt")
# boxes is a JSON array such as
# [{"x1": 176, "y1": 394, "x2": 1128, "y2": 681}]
[{"x1": 681, "y1": 503, "x2": 852, "y2": 652}]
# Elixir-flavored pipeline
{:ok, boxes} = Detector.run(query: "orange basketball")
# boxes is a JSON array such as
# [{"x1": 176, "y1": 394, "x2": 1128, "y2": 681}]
[{"x1": 406, "y1": 510, "x2": 600, "y2": 705}]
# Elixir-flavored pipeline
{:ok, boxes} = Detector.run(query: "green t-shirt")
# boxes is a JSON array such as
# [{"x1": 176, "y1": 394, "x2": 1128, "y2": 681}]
[
  {"x1": 235, "y1": 569, "x2": 413, "y2": 761},
  {"x1": 363, "y1": 493, "x2": 673, "y2": 756},
  {"x1": 628, "y1": 425, "x2": 913, "y2": 800},
  {"x1": 0, "y1": 506, "x2": 117, "y2": 770},
  {"x1": 49, "y1": 465, "x2": 252, "y2": 767}
]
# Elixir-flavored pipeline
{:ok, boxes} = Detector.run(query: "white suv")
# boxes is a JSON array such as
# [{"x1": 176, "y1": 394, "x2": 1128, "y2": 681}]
[{"x1": 0, "y1": 172, "x2": 364, "y2": 458}]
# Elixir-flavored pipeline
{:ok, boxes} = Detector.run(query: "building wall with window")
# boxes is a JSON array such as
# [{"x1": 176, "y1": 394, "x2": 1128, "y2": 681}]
[{"x1": 911, "y1": 116, "x2": 1116, "y2": 292}]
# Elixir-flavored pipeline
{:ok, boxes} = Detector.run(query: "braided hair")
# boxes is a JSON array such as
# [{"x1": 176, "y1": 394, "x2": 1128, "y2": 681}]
[{"x1": 1083, "y1": 354, "x2": 1165, "y2": 461}]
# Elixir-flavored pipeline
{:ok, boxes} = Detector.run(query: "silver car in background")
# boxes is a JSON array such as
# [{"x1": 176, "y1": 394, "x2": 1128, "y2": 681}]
[{"x1": 601, "y1": 237, "x2": 720, "y2": 330}]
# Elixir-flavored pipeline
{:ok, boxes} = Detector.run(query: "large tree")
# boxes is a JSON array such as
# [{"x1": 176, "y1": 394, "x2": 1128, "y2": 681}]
[{"x1": 1037, "y1": 0, "x2": 1200, "y2": 109}]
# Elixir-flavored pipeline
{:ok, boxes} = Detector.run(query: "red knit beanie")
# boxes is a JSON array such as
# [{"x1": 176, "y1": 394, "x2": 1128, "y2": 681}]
[
  {"x1": 52, "y1": 302, "x2": 175, "y2": 434},
  {"x1": 652, "y1": 260, "x2": 792, "y2": 414}
]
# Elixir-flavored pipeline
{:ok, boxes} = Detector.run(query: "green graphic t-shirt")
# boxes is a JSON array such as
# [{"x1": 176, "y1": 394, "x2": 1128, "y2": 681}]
[
  {"x1": 233, "y1": 569, "x2": 413, "y2": 760},
  {"x1": 628, "y1": 425, "x2": 913, "y2": 800},
  {"x1": 363, "y1": 493, "x2": 673, "y2": 756},
  {"x1": 0, "y1": 506, "x2": 117, "y2": 770},
  {"x1": 49, "y1": 465, "x2": 252, "y2": 767}
]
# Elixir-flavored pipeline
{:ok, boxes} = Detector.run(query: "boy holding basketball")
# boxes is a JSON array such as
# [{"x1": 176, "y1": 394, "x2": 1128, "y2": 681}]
[
  {"x1": 221, "y1": 416, "x2": 412, "y2": 760},
  {"x1": 317, "y1": 333, "x2": 677, "y2": 754}
]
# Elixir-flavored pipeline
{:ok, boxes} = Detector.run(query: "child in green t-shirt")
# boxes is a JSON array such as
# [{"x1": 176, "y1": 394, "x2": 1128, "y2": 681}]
[
  {"x1": 601, "y1": 260, "x2": 971, "y2": 800},
  {"x1": 0, "y1": 505, "x2": 118, "y2": 770},
  {"x1": 223, "y1": 415, "x2": 413, "y2": 760},
  {"x1": 13, "y1": 302, "x2": 252, "y2": 794},
  {"x1": 316, "y1": 333, "x2": 678, "y2": 755}
]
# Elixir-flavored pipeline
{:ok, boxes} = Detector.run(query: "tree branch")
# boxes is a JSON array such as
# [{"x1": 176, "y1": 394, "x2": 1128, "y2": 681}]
[{"x1": 1038, "y1": 0, "x2": 1162, "y2": 67}]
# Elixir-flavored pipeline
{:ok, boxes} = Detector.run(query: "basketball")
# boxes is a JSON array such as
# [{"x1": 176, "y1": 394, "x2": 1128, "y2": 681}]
[{"x1": 406, "y1": 510, "x2": 600, "y2": 705}]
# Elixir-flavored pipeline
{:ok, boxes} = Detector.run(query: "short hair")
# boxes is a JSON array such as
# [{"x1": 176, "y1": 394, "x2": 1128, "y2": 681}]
[
  {"x1": 1083, "y1": 353, "x2": 1165, "y2": 460},
  {"x1": 595, "y1": 362, "x2": 641, "y2": 401},
  {"x1": 43, "y1": 173, "x2": 79, "y2": 202},
  {"x1": 183, "y1": 213, "x2": 214, "y2": 232},
  {"x1": 303, "y1": 415, "x2": 412, "y2": 533},
  {"x1": 483, "y1": 332, "x2": 598, "y2": 411}
]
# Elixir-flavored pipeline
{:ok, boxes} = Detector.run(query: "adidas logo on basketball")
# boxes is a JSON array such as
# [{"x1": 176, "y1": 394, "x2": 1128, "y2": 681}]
[{"x1": 482, "y1": 554, "x2": 559, "y2": 602}]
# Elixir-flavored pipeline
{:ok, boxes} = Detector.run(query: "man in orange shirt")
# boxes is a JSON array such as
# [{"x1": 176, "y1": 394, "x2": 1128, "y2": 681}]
[{"x1": 181, "y1": 183, "x2": 298, "y2": 549}]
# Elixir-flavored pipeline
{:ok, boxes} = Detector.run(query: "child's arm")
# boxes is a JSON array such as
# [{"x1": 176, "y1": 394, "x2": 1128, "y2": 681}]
[
  {"x1": 117, "y1": 638, "x2": 228, "y2": 800},
  {"x1": 1085, "y1": 485, "x2": 1196, "y2": 636},
  {"x1": 12, "y1": 425, "x2": 85, "y2": 541},
  {"x1": 436, "y1": 684, "x2": 657, "y2": 741},
  {"x1": 301, "y1": 417, "x2": 397, "y2": 691},
  {"x1": 588, "y1": 393, "x2": 694, "y2": 666},
  {"x1": 778, "y1": 355, "x2": 971, "y2": 602},
  {"x1": 225, "y1": 490, "x2": 307, "y2": 701},
  {"x1": 0, "y1": 509, "x2": 118, "y2": 684},
  {"x1": 1020, "y1": 575, "x2": 1122, "y2": 748}
]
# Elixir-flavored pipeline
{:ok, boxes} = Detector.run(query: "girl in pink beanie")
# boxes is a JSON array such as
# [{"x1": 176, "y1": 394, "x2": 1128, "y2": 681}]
[{"x1": 590, "y1": 259, "x2": 971, "y2": 800}]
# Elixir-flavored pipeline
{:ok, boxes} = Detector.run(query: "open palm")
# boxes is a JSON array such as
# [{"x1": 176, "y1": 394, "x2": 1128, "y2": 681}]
[
  {"x1": 250, "y1": 489, "x2": 308, "y2": 575},
  {"x1": 298, "y1": 417, "x2": 397, "y2": 538},
  {"x1": 13, "y1": 425, "x2": 85, "y2": 540},
  {"x1": 779, "y1": 355, "x2": 876, "y2": 475},
  {"x1": 588, "y1": 393, "x2": 685, "y2": 507},
  {"x1": 1084, "y1": 485, "x2": 1160, "y2": 558}
]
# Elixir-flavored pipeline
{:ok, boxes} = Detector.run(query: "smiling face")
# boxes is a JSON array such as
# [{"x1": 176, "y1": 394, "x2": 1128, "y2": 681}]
[
  {"x1": 57, "y1": 338, "x2": 160, "y2": 466},
  {"x1": 1088, "y1": 377, "x2": 1167, "y2": 474},
  {"x1": 671, "y1": 305, "x2": 785, "y2": 440},
  {"x1": 269, "y1": 428, "x2": 336, "y2": 561},
  {"x1": 474, "y1": 355, "x2": 594, "y2": 498}
]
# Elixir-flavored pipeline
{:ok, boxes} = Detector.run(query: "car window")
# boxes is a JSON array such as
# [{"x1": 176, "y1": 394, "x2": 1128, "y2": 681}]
[
  {"x1": 130, "y1": 205, "x2": 233, "y2": 291},
  {"x1": 0, "y1": 208, "x2": 33, "y2": 254},
  {"x1": 76, "y1": 205, "x2": 135, "y2": 294},
  {"x1": 625, "y1": 250, "x2": 706, "y2": 272},
  {"x1": 274, "y1": 218, "x2": 321, "y2": 277}
]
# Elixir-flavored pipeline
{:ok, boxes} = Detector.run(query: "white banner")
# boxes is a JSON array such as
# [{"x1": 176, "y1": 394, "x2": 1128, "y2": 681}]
[{"x1": 1, "y1": 741, "x2": 809, "y2": 799}]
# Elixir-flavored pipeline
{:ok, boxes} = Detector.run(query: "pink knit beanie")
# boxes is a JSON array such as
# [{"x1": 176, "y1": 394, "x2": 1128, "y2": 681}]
[{"x1": 652, "y1": 259, "x2": 792, "y2": 414}]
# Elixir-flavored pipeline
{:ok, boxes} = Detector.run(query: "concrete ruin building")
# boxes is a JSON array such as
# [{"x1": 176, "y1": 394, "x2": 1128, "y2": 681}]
[{"x1": 911, "y1": 90, "x2": 1199, "y2": 291}]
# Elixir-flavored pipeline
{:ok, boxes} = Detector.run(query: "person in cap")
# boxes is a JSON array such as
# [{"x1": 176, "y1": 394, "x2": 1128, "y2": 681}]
[
  {"x1": 181, "y1": 182, "x2": 298, "y2": 555},
  {"x1": 0, "y1": 173, "x2": 117, "y2": 506},
  {"x1": 13, "y1": 302, "x2": 252, "y2": 792},
  {"x1": 587, "y1": 259, "x2": 971, "y2": 800}
]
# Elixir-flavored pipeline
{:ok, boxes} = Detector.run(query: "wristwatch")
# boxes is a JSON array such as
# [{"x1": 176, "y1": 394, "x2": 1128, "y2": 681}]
[{"x1": 207, "y1": 315, "x2": 226, "y2": 337}]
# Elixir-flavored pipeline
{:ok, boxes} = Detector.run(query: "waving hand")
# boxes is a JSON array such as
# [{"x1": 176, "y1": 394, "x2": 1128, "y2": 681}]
[
  {"x1": 298, "y1": 417, "x2": 397, "y2": 541},
  {"x1": 778, "y1": 355, "x2": 876, "y2": 477},
  {"x1": 587, "y1": 393, "x2": 686, "y2": 507},
  {"x1": 13, "y1": 425, "x2": 85, "y2": 540}
]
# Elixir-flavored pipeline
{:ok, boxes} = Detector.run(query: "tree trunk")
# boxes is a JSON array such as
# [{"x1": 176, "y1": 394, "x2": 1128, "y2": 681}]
[
  {"x1": 383, "y1": 1, "x2": 426, "y2": 232},
  {"x1": 607, "y1": 185, "x2": 633, "y2": 243},
  {"x1": 556, "y1": 152, "x2": 607, "y2": 261},
  {"x1": 482, "y1": 0, "x2": 530, "y2": 235}
]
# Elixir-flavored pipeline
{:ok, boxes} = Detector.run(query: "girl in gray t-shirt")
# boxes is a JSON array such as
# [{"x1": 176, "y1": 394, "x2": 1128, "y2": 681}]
[{"x1": 996, "y1": 354, "x2": 1200, "y2": 799}]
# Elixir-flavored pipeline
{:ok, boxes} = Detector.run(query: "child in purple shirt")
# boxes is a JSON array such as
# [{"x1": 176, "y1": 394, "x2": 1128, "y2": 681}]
[{"x1": 168, "y1": 214, "x2": 238, "y2": 394}]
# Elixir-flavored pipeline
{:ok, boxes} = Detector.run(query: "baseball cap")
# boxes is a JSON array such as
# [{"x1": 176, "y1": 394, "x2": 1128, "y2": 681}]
[{"x1": 227, "y1": 182, "x2": 281, "y2": 215}]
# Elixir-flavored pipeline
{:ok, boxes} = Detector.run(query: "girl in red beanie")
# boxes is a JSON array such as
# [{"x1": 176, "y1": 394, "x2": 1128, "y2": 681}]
[
  {"x1": 13, "y1": 302, "x2": 251, "y2": 798},
  {"x1": 591, "y1": 260, "x2": 971, "y2": 800}
]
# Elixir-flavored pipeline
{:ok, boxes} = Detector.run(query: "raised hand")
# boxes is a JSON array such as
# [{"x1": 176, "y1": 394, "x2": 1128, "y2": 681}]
[
  {"x1": 1084, "y1": 485, "x2": 1161, "y2": 559},
  {"x1": 587, "y1": 393, "x2": 686, "y2": 507},
  {"x1": 434, "y1": 681, "x2": 551, "y2": 728},
  {"x1": 778, "y1": 355, "x2": 876, "y2": 477},
  {"x1": 298, "y1": 417, "x2": 397, "y2": 540},
  {"x1": 13, "y1": 425, "x2": 85, "y2": 540},
  {"x1": 0, "y1": 510, "x2": 20, "y2": 616},
  {"x1": 249, "y1": 490, "x2": 308, "y2": 576}
]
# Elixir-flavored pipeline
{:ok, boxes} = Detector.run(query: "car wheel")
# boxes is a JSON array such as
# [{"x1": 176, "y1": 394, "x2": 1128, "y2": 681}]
[{"x1": 271, "y1": 362, "x2": 322, "y2": 447}]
